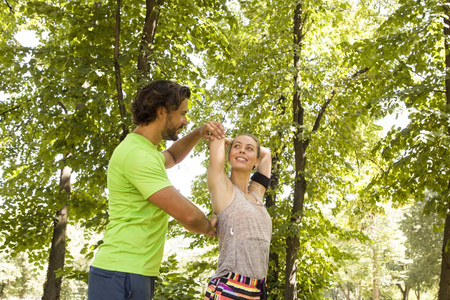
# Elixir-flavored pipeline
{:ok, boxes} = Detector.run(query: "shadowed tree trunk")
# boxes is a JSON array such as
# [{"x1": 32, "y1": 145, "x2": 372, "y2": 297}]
[
  {"x1": 438, "y1": 6, "x2": 450, "y2": 300},
  {"x1": 42, "y1": 165, "x2": 71, "y2": 300},
  {"x1": 397, "y1": 283, "x2": 410, "y2": 300},
  {"x1": 284, "y1": 3, "x2": 307, "y2": 299},
  {"x1": 266, "y1": 153, "x2": 281, "y2": 288},
  {"x1": 415, "y1": 287, "x2": 421, "y2": 300},
  {"x1": 113, "y1": 0, "x2": 128, "y2": 142},
  {"x1": 285, "y1": 2, "x2": 338, "y2": 298},
  {"x1": 137, "y1": 0, "x2": 164, "y2": 82}
]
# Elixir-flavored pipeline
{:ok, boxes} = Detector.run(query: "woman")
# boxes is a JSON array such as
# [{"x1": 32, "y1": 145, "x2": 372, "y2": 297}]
[{"x1": 205, "y1": 134, "x2": 272, "y2": 300}]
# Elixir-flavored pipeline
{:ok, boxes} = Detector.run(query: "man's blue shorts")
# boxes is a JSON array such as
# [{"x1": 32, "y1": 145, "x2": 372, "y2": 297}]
[{"x1": 88, "y1": 266, "x2": 156, "y2": 300}]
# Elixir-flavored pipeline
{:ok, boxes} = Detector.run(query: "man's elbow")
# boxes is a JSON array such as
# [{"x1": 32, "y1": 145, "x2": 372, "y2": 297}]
[{"x1": 179, "y1": 212, "x2": 206, "y2": 233}]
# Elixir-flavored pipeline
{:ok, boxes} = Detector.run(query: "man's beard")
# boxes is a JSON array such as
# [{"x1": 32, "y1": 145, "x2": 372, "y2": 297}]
[{"x1": 161, "y1": 117, "x2": 183, "y2": 141}]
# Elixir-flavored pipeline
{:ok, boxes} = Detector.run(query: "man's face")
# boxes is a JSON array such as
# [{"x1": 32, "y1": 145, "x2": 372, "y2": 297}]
[{"x1": 161, "y1": 98, "x2": 189, "y2": 141}]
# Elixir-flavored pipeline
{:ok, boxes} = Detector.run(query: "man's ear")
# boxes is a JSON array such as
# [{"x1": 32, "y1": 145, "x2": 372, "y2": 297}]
[{"x1": 157, "y1": 106, "x2": 166, "y2": 120}]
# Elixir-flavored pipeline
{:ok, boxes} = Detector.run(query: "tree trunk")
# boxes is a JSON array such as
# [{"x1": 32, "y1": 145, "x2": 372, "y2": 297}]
[
  {"x1": 358, "y1": 281, "x2": 362, "y2": 300},
  {"x1": 438, "y1": 6, "x2": 450, "y2": 300},
  {"x1": 439, "y1": 182, "x2": 450, "y2": 300},
  {"x1": 337, "y1": 283, "x2": 351, "y2": 300},
  {"x1": 266, "y1": 154, "x2": 280, "y2": 287},
  {"x1": 372, "y1": 245, "x2": 380, "y2": 300},
  {"x1": 113, "y1": 0, "x2": 128, "y2": 142},
  {"x1": 397, "y1": 283, "x2": 409, "y2": 300},
  {"x1": 284, "y1": 3, "x2": 306, "y2": 299},
  {"x1": 42, "y1": 166, "x2": 71, "y2": 300},
  {"x1": 1, "y1": 281, "x2": 7, "y2": 298},
  {"x1": 137, "y1": 0, "x2": 163, "y2": 82}
]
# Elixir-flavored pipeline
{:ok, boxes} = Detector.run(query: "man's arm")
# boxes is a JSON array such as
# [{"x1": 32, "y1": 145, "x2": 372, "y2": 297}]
[
  {"x1": 148, "y1": 186, "x2": 216, "y2": 236},
  {"x1": 163, "y1": 121, "x2": 225, "y2": 169}
]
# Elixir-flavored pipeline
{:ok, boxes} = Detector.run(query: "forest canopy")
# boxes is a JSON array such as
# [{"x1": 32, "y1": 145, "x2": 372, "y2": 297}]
[{"x1": 0, "y1": 0, "x2": 449, "y2": 299}]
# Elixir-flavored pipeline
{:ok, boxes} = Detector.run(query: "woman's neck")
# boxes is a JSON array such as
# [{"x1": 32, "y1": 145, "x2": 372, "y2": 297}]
[{"x1": 230, "y1": 171, "x2": 251, "y2": 194}]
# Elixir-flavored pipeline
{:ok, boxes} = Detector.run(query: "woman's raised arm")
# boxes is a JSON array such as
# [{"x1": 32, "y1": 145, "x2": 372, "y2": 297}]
[{"x1": 207, "y1": 137, "x2": 234, "y2": 214}]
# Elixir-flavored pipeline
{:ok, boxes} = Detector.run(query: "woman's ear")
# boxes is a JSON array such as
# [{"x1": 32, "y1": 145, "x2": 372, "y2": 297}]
[{"x1": 253, "y1": 158, "x2": 261, "y2": 170}]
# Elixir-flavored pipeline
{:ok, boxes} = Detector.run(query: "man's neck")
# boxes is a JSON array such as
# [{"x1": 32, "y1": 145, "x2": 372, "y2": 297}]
[{"x1": 133, "y1": 123, "x2": 162, "y2": 145}]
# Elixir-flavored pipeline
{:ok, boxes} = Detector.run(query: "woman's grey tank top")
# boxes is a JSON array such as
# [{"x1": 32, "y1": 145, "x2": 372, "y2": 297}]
[{"x1": 213, "y1": 185, "x2": 272, "y2": 280}]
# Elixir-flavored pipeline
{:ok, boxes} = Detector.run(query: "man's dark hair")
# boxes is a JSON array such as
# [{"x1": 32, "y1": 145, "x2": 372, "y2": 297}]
[{"x1": 131, "y1": 80, "x2": 191, "y2": 126}]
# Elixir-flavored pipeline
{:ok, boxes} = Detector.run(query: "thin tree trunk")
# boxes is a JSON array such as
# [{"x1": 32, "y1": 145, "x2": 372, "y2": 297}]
[
  {"x1": 358, "y1": 281, "x2": 362, "y2": 300},
  {"x1": 415, "y1": 287, "x2": 421, "y2": 300},
  {"x1": 284, "y1": 3, "x2": 306, "y2": 299},
  {"x1": 114, "y1": 0, "x2": 128, "y2": 142},
  {"x1": 137, "y1": 0, "x2": 163, "y2": 82},
  {"x1": 439, "y1": 180, "x2": 450, "y2": 300},
  {"x1": 266, "y1": 154, "x2": 280, "y2": 288},
  {"x1": 438, "y1": 6, "x2": 450, "y2": 299},
  {"x1": 396, "y1": 283, "x2": 409, "y2": 300},
  {"x1": 372, "y1": 245, "x2": 380, "y2": 300},
  {"x1": 337, "y1": 283, "x2": 351, "y2": 300},
  {"x1": 42, "y1": 165, "x2": 71, "y2": 300}
]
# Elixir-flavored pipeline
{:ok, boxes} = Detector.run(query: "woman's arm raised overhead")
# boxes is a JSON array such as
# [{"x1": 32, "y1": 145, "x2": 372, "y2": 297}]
[
  {"x1": 207, "y1": 137, "x2": 234, "y2": 214},
  {"x1": 249, "y1": 146, "x2": 272, "y2": 200}
]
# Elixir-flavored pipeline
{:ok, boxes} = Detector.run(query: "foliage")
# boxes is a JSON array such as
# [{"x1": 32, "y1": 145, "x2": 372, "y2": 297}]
[
  {"x1": 155, "y1": 254, "x2": 214, "y2": 300},
  {"x1": 0, "y1": 223, "x2": 98, "y2": 299},
  {"x1": 347, "y1": 0, "x2": 450, "y2": 211},
  {"x1": 0, "y1": 0, "x2": 447, "y2": 298},
  {"x1": 400, "y1": 198, "x2": 442, "y2": 294},
  {"x1": 0, "y1": 0, "x2": 235, "y2": 286},
  {"x1": 189, "y1": 0, "x2": 392, "y2": 297},
  {"x1": 0, "y1": 252, "x2": 43, "y2": 299}
]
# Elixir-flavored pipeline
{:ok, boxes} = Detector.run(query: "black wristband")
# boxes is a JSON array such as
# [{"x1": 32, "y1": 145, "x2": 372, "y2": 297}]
[{"x1": 251, "y1": 172, "x2": 271, "y2": 189}]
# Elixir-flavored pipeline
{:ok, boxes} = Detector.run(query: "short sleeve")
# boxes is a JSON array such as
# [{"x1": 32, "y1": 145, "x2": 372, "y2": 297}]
[{"x1": 123, "y1": 147, "x2": 172, "y2": 199}]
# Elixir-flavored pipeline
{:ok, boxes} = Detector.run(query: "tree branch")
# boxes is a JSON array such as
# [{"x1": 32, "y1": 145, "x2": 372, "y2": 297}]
[
  {"x1": 337, "y1": 283, "x2": 350, "y2": 300},
  {"x1": 368, "y1": 158, "x2": 386, "y2": 173},
  {"x1": 303, "y1": 89, "x2": 335, "y2": 149},
  {"x1": 57, "y1": 101, "x2": 68, "y2": 114},
  {"x1": 4, "y1": 0, "x2": 13, "y2": 14},
  {"x1": 0, "y1": 105, "x2": 21, "y2": 118},
  {"x1": 304, "y1": 67, "x2": 370, "y2": 149}
]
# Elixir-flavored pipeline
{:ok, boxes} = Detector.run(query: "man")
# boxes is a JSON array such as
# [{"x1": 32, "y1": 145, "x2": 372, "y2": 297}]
[{"x1": 88, "y1": 80, "x2": 225, "y2": 300}]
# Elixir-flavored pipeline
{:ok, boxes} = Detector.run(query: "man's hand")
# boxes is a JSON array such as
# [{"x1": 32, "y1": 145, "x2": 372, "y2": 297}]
[
  {"x1": 200, "y1": 121, "x2": 225, "y2": 141},
  {"x1": 204, "y1": 214, "x2": 218, "y2": 237}
]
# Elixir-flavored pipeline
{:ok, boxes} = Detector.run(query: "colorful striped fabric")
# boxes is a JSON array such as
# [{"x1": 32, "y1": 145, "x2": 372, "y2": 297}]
[{"x1": 204, "y1": 272, "x2": 267, "y2": 300}]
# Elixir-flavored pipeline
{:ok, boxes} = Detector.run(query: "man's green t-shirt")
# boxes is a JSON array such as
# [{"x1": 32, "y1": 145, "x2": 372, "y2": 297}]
[{"x1": 92, "y1": 133, "x2": 172, "y2": 276}]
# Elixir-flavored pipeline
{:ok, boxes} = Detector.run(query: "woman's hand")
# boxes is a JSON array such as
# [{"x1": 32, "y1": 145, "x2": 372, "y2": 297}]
[
  {"x1": 200, "y1": 121, "x2": 226, "y2": 141},
  {"x1": 224, "y1": 137, "x2": 233, "y2": 149}
]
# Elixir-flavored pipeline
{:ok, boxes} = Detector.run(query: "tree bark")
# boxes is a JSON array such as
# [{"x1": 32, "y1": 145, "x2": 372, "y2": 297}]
[
  {"x1": 284, "y1": 3, "x2": 306, "y2": 299},
  {"x1": 114, "y1": 0, "x2": 128, "y2": 142},
  {"x1": 372, "y1": 245, "x2": 380, "y2": 300},
  {"x1": 137, "y1": 0, "x2": 163, "y2": 82},
  {"x1": 415, "y1": 288, "x2": 420, "y2": 300},
  {"x1": 396, "y1": 283, "x2": 409, "y2": 300},
  {"x1": 42, "y1": 166, "x2": 71, "y2": 300},
  {"x1": 439, "y1": 180, "x2": 450, "y2": 300},
  {"x1": 438, "y1": 6, "x2": 450, "y2": 300},
  {"x1": 266, "y1": 154, "x2": 280, "y2": 287},
  {"x1": 337, "y1": 283, "x2": 351, "y2": 300}
]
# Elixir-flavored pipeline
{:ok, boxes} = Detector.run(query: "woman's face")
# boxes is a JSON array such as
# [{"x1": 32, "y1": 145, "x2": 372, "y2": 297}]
[{"x1": 228, "y1": 135, "x2": 260, "y2": 171}]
